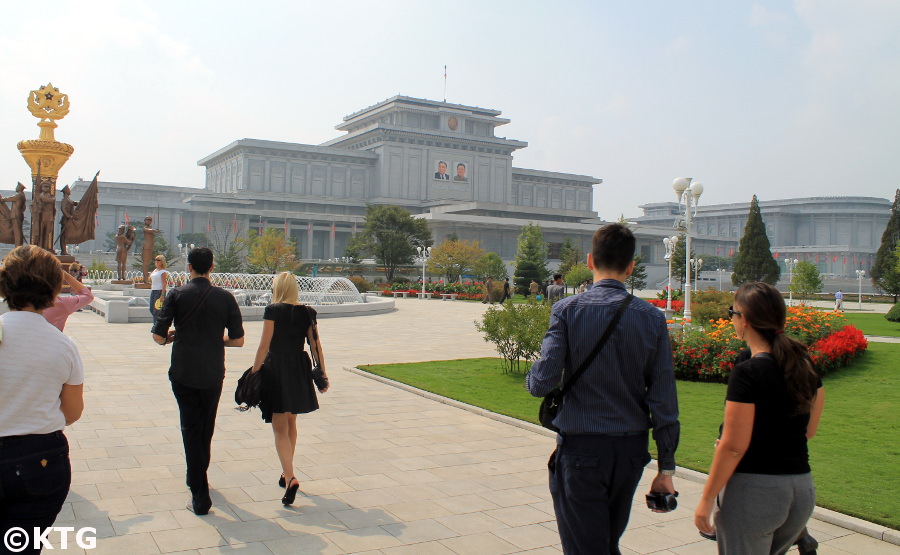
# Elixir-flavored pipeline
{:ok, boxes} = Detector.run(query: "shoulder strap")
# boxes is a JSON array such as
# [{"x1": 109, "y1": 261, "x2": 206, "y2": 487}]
[
  {"x1": 179, "y1": 283, "x2": 214, "y2": 326},
  {"x1": 304, "y1": 305, "x2": 319, "y2": 366},
  {"x1": 559, "y1": 293, "x2": 633, "y2": 396}
]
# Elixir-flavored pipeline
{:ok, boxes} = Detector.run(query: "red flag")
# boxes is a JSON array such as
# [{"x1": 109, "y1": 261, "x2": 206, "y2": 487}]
[
  {"x1": 331, "y1": 222, "x2": 336, "y2": 239},
  {"x1": 716, "y1": 245, "x2": 720, "y2": 255},
  {"x1": 815, "y1": 254, "x2": 819, "y2": 262},
  {"x1": 773, "y1": 251, "x2": 779, "y2": 259},
  {"x1": 179, "y1": 215, "x2": 184, "y2": 232},
  {"x1": 232, "y1": 216, "x2": 237, "y2": 234},
  {"x1": 728, "y1": 248, "x2": 733, "y2": 257},
  {"x1": 207, "y1": 214, "x2": 211, "y2": 232},
  {"x1": 125, "y1": 210, "x2": 129, "y2": 224},
  {"x1": 307, "y1": 222, "x2": 312, "y2": 235},
  {"x1": 843, "y1": 257, "x2": 847, "y2": 264},
  {"x1": 833, "y1": 255, "x2": 837, "y2": 263},
  {"x1": 853, "y1": 255, "x2": 857, "y2": 264}
]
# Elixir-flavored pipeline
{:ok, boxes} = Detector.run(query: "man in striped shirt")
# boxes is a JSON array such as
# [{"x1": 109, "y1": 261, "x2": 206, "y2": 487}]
[{"x1": 527, "y1": 223, "x2": 680, "y2": 554}]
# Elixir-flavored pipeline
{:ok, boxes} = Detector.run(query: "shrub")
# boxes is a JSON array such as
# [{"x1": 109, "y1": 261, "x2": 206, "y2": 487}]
[
  {"x1": 657, "y1": 288, "x2": 683, "y2": 301},
  {"x1": 691, "y1": 290, "x2": 733, "y2": 326},
  {"x1": 475, "y1": 300, "x2": 552, "y2": 373},
  {"x1": 348, "y1": 276, "x2": 373, "y2": 293},
  {"x1": 886, "y1": 303, "x2": 900, "y2": 323},
  {"x1": 89, "y1": 259, "x2": 110, "y2": 272}
]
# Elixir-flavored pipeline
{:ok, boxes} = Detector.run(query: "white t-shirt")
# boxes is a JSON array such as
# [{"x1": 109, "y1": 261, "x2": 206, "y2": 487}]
[
  {"x1": 150, "y1": 268, "x2": 169, "y2": 291},
  {"x1": 0, "y1": 311, "x2": 84, "y2": 435}
]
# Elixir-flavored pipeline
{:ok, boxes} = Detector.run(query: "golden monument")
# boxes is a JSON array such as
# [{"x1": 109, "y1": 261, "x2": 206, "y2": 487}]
[{"x1": 6, "y1": 83, "x2": 98, "y2": 255}]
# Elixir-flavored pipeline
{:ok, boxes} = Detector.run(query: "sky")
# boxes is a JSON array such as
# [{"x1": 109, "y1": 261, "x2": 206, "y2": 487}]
[{"x1": 0, "y1": 0, "x2": 897, "y2": 220}]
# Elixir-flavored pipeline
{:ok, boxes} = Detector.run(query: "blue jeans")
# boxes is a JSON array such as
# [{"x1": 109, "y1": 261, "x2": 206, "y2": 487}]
[
  {"x1": 149, "y1": 290, "x2": 163, "y2": 322},
  {"x1": 549, "y1": 433, "x2": 650, "y2": 555},
  {"x1": 0, "y1": 432, "x2": 71, "y2": 555}
]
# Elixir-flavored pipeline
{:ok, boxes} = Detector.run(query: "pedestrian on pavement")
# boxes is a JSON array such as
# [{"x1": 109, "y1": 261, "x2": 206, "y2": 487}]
[
  {"x1": 0, "y1": 245, "x2": 85, "y2": 549},
  {"x1": 546, "y1": 274, "x2": 565, "y2": 303},
  {"x1": 834, "y1": 289, "x2": 843, "y2": 311},
  {"x1": 527, "y1": 224, "x2": 680, "y2": 554},
  {"x1": 528, "y1": 279, "x2": 540, "y2": 299},
  {"x1": 149, "y1": 255, "x2": 169, "y2": 325},
  {"x1": 43, "y1": 269, "x2": 95, "y2": 332},
  {"x1": 502, "y1": 278, "x2": 511, "y2": 303},
  {"x1": 482, "y1": 277, "x2": 494, "y2": 304},
  {"x1": 694, "y1": 282, "x2": 824, "y2": 554},
  {"x1": 151, "y1": 247, "x2": 244, "y2": 516},
  {"x1": 250, "y1": 272, "x2": 329, "y2": 506}
]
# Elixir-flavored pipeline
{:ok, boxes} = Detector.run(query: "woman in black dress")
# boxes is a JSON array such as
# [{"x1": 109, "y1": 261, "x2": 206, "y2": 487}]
[{"x1": 251, "y1": 272, "x2": 329, "y2": 505}]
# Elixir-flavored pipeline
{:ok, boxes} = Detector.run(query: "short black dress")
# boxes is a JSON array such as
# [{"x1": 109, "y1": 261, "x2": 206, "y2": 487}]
[{"x1": 259, "y1": 303, "x2": 319, "y2": 423}]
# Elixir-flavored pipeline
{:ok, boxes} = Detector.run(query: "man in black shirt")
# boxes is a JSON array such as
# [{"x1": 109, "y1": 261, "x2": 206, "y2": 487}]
[{"x1": 151, "y1": 247, "x2": 244, "y2": 515}]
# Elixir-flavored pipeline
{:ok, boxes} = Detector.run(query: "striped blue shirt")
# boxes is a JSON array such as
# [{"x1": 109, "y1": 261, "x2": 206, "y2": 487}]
[{"x1": 526, "y1": 279, "x2": 680, "y2": 469}]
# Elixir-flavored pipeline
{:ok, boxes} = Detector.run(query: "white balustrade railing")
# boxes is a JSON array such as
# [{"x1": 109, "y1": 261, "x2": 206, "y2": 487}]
[{"x1": 86, "y1": 271, "x2": 365, "y2": 305}]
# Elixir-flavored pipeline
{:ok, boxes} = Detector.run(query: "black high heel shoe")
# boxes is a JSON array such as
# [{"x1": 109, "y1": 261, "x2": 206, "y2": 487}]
[
  {"x1": 278, "y1": 473, "x2": 285, "y2": 488},
  {"x1": 282, "y1": 477, "x2": 300, "y2": 505}
]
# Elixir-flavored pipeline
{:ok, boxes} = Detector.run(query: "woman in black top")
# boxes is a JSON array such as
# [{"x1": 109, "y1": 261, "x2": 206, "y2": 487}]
[
  {"x1": 251, "y1": 273, "x2": 329, "y2": 505},
  {"x1": 694, "y1": 282, "x2": 825, "y2": 554}
]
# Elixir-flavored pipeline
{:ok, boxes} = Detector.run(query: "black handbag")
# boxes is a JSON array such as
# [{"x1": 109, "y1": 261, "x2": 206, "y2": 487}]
[
  {"x1": 538, "y1": 294, "x2": 633, "y2": 432},
  {"x1": 235, "y1": 366, "x2": 262, "y2": 412},
  {"x1": 305, "y1": 306, "x2": 329, "y2": 393}
]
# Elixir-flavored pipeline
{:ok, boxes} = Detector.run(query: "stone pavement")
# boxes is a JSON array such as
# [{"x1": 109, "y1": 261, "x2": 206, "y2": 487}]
[{"x1": 47, "y1": 297, "x2": 898, "y2": 554}]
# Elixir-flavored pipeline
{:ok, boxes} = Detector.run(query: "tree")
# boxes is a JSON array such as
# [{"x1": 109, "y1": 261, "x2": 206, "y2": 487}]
[
  {"x1": 563, "y1": 263, "x2": 593, "y2": 289},
  {"x1": 209, "y1": 219, "x2": 247, "y2": 273},
  {"x1": 344, "y1": 205, "x2": 433, "y2": 282},
  {"x1": 176, "y1": 232, "x2": 210, "y2": 248},
  {"x1": 871, "y1": 189, "x2": 900, "y2": 301},
  {"x1": 474, "y1": 252, "x2": 508, "y2": 281},
  {"x1": 670, "y1": 233, "x2": 695, "y2": 289},
  {"x1": 243, "y1": 229, "x2": 300, "y2": 274},
  {"x1": 513, "y1": 222, "x2": 550, "y2": 295},
  {"x1": 790, "y1": 261, "x2": 823, "y2": 304},
  {"x1": 732, "y1": 195, "x2": 780, "y2": 286},
  {"x1": 215, "y1": 242, "x2": 245, "y2": 273},
  {"x1": 557, "y1": 237, "x2": 581, "y2": 277},
  {"x1": 625, "y1": 255, "x2": 648, "y2": 294},
  {"x1": 427, "y1": 238, "x2": 485, "y2": 282}
]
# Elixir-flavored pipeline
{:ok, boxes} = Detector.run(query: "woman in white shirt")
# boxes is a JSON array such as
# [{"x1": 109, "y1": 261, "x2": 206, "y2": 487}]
[
  {"x1": 0, "y1": 245, "x2": 85, "y2": 552},
  {"x1": 149, "y1": 255, "x2": 169, "y2": 323}
]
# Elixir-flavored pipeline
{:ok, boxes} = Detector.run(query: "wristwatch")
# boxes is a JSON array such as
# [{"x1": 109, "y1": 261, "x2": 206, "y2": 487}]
[{"x1": 659, "y1": 469, "x2": 676, "y2": 476}]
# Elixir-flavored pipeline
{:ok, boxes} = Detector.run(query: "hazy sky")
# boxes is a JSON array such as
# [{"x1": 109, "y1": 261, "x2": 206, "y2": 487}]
[{"x1": 1, "y1": 0, "x2": 896, "y2": 220}]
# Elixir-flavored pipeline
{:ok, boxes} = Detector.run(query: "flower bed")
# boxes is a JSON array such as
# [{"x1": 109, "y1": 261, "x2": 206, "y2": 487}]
[
  {"x1": 646, "y1": 298, "x2": 684, "y2": 313},
  {"x1": 672, "y1": 307, "x2": 867, "y2": 383}
]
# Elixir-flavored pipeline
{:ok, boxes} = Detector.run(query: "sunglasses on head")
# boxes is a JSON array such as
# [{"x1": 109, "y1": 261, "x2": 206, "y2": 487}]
[{"x1": 728, "y1": 306, "x2": 742, "y2": 318}]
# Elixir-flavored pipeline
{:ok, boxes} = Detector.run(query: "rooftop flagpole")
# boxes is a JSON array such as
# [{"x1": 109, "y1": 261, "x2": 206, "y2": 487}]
[{"x1": 443, "y1": 65, "x2": 447, "y2": 102}]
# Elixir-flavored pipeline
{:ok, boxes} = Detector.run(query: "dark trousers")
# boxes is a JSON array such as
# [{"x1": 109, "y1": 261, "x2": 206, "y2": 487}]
[
  {"x1": 171, "y1": 378, "x2": 222, "y2": 512},
  {"x1": 149, "y1": 290, "x2": 163, "y2": 322},
  {"x1": 549, "y1": 433, "x2": 650, "y2": 555},
  {"x1": 0, "y1": 432, "x2": 71, "y2": 555}
]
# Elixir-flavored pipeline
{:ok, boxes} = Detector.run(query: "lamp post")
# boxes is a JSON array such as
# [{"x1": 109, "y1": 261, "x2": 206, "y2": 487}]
[
  {"x1": 716, "y1": 268, "x2": 726, "y2": 291},
  {"x1": 178, "y1": 243, "x2": 195, "y2": 271},
  {"x1": 690, "y1": 258, "x2": 703, "y2": 292},
  {"x1": 784, "y1": 258, "x2": 798, "y2": 306},
  {"x1": 856, "y1": 269, "x2": 866, "y2": 311},
  {"x1": 416, "y1": 246, "x2": 432, "y2": 297},
  {"x1": 662, "y1": 235, "x2": 678, "y2": 312},
  {"x1": 673, "y1": 177, "x2": 704, "y2": 323}
]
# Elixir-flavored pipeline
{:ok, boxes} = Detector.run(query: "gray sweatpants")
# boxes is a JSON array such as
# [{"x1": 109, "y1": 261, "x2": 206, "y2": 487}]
[{"x1": 715, "y1": 472, "x2": 815, "y2": 555}]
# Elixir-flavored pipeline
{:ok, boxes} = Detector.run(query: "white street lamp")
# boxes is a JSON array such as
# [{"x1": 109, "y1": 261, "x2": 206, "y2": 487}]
[
  {"x1": 673, "y1": 177, "x2": 704, "y2": 323},
  {"x1": 784, "y1": 258, "x2": 799, "y2": 306},
  {"x1": 416, "y1": 246, "x2": 432, "y2": 298},
  {"x1": 179, "y1": 243, "x2": 195, "y2": 271},
  {"x1": 662, "y1": 235, "x2": 678, "y2": 313},
  {"x1": 716, "y1": 268, "x2": 726, "y2": 291},
  {"x1": 856, "y1": 269, "x2": 866, "y2": 311},
  {"x1": 690, "y1": 258, "x2": 704, "y2": 292}
]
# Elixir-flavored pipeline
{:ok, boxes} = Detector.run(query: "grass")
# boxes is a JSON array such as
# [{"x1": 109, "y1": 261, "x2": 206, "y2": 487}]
[
  {"x1": 358, "y1": 343, "x2": 900, "y2": 529},
  {"x1": 841, "y1": 312, "x2": 900, "y2": 337}
]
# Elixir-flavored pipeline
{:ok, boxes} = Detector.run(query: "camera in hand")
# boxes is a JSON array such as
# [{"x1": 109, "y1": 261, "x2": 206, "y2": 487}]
[{"x1": 645, "y1": 491, "x2": 679, "y2": 512}]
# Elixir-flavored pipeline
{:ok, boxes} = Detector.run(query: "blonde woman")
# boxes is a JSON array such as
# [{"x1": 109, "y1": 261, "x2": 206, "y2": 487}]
[
  {"x1": 251, "y1": 272, "x2": 328, "y2": 505},
  {"x1": 149, "y1": 255, "x2": 169, "y2": 323}
]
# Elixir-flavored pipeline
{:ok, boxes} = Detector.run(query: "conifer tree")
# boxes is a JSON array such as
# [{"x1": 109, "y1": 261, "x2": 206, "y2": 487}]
[
  {"x1": 513, "y1": 223, "x2": 550, "y2": 295},
  {"x1": 871, "y1": 189, "x2": 900, "y2": 301},
  {"x1": 625, "y1": 255, "x2": 648, "y2": 294},
  {"x1": 732, "y1": 195, "x2": 780, "y2": 286},
  {"x1": 557, "y1": 237, "x2": 581, "y2": 277}
]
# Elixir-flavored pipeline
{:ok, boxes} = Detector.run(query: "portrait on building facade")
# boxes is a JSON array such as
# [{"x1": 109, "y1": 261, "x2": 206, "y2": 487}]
[
  {"x1": 434, "y1": 160, "x2": 450, "y2": 180},
  {"x1": 453, "y1": 162, "x2": 468, "y2": 182}
]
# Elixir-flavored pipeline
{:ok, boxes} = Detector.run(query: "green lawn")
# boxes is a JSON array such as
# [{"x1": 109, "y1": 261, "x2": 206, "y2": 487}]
[
  {"x1": 841, "y1": 312, "x2": 900, "y2": 337},
  {"x1": 358, "y1": 343, "x2": 900, "y2": 529}
]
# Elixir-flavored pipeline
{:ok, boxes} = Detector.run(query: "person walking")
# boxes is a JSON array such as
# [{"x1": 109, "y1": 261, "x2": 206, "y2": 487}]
[
  {"x1": 528, "y1": 279, "x2": 540, "y2": 299},
  {"x1": 527, "y1": 224, "x2": 679, "y2": 554},
  {"x1": 694, "y1": 282, "x2": 824, "y2": 554},
  {"x1": 0, "y1": 245, "x2": 85, "y2": 553},
  {"x1": 502, "y1": 278, "x2": 511, "y2": 303},
  {"x1": 151, "y1": 247, "x2": 244, "y2": 515},
  {"x1": 547, "y1": 273, "x2": 565, "y2": 303},
  {"x1": 149, "y1": 255, "x2": 169, "y2": 324},
  {"x1": 834, "y1": 289, "x2": 843, "y2": 311},
  {"x1": 250, "y1": 272, "x2": 329, "y2": 505},
  {"x1": 482, "y1": 277, "x2": 494, "y2": 304}
]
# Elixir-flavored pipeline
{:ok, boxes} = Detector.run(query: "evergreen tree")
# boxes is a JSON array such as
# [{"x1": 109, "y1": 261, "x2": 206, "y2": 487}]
[
  {"x1": 557, "y1": 237, "x2": 581, "y2": 277},
  {"x1": 625, "y1": 255, "x2": 648, "y2": 294},
  {"x1": 732, "y1": 195, "x2": 780, "y2": 286},
  {"x1": 871, "y1": 189, "x2": 900, "y2": 301},
  {"x1": 513, "y1": 223, "x2": 550, "y2": 295}
]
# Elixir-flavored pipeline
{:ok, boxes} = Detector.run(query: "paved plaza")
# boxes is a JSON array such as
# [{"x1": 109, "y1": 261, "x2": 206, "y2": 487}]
[{"x1": 48, "y1": 297, "x2": 899, "y2": 554}]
